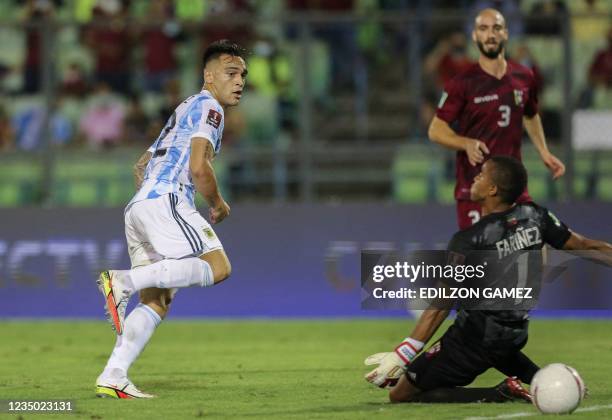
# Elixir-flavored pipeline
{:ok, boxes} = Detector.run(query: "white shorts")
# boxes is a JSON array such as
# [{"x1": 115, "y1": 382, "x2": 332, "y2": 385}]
[{"x1": 125, "y1": 193, "x2": 223, "y2": 268}]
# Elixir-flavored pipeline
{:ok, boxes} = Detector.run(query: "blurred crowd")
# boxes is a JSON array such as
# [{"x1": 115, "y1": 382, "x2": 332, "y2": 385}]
[{"x1": 0, "y1": 0, "x2": 610, "y2": 153}]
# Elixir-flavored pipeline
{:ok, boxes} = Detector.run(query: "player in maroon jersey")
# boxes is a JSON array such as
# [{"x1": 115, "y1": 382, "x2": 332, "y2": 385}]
[{"x1": 428, "y1": 8, "x2": 565, "y2": 230}]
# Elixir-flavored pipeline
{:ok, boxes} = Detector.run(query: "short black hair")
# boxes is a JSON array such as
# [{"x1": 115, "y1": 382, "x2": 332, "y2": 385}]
[
  {"x1": 203, "y1": 40, "x2": 246, "y2": 68},
  {"x1": 489, "y1": 156, "x2": 528, "y2": 204}
]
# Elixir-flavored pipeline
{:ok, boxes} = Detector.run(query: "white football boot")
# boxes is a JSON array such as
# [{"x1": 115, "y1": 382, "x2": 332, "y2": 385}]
[{"x1": 95, "y1": 375, "x2": 155, "y2": 399}]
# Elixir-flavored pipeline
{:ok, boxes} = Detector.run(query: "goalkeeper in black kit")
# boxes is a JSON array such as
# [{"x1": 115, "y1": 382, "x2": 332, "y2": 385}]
[{"x1": 364, "y1": 156, "x2": 612, "y2": 403}]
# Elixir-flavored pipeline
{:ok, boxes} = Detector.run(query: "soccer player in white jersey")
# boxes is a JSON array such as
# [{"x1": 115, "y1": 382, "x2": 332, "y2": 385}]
[{"x1": 94, "y1": 40, "x2": 247, "y2": 399}]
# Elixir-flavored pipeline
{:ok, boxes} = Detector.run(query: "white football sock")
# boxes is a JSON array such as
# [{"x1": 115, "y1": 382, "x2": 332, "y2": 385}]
[
  {"x1": 102, "y1": 303, "x2": 162, "y2": 378},
  {"x1": 129, "y1": 258, "x2": 214, "y2": 292}
]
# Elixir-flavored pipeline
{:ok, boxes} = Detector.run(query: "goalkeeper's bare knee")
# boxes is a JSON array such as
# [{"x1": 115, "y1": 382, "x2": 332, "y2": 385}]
[{"x1": 389, "y1": 376, "x2": 418, "y2": 403}]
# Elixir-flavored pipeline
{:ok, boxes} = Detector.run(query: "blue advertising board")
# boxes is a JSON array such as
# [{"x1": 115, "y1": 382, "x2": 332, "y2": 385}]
[{"x1": 1, "y1": 203, "x2": 610, "y2": 318}]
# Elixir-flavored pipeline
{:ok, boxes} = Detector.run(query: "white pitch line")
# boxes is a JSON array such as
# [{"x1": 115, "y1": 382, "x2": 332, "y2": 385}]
[
  {"x1": 464, "y1": 403, "x2": 612, "y2": 420},
  {"x1": 464, "y1": 412, "x2": 533, "y2": 420},
  {"x1": 575, "y1": 404, "x2": 612, "y2": 413}
]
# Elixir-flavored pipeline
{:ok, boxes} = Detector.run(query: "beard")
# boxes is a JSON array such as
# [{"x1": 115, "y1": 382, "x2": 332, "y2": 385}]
[{"x1": 477, "y1": 39, "x2": 505, "y2": 59}]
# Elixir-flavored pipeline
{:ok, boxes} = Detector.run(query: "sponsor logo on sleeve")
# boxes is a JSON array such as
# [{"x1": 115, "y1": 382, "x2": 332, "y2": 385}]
[{"x1": 206, "y1": 109, "x2": 222, "y2": 129}]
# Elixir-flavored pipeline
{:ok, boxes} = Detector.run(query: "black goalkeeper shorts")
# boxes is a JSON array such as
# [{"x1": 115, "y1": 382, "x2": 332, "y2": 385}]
[{"x1": 405, "y1": 324, "x2": 526, "y2": 391}]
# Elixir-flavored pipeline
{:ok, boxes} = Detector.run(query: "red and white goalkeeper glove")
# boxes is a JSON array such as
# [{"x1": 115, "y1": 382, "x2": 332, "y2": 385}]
[{"x1": 364, "y1": 338, "x2": 424, "y2": 388}]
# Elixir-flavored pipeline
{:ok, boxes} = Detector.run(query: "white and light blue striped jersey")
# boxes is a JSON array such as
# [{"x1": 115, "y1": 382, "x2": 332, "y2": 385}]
[{"x1": 128, "y1": 90, "x2": 224, "y2": 209}]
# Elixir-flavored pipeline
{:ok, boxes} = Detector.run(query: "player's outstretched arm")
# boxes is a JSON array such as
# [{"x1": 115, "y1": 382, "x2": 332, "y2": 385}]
[
  {"x1": 563, "y1": 231, "x2": 612, "y2": 266},
  {"x1": 428, "y1": 116, "x2": 489, "y2": 166},
  {"x1": 190, "y1": 138, "x2": 230, "y2": 224},
  {"x1": 523, "y1": 114, "x2": 565, "y2": 179},
  {"x1": 364, "y1": 307, "x2": 449, "y2": 388},
  {"x1": 133, "y1": 151, "x2": 152, "y2": 190},
  {"x1": 408, "y1": 307, "x2": 450, "y2": 343}
]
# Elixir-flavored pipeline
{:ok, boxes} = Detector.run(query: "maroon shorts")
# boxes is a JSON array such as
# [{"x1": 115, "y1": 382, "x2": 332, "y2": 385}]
[{"x1": 456, "y1": 192, "x2": 532, "y2": 230}]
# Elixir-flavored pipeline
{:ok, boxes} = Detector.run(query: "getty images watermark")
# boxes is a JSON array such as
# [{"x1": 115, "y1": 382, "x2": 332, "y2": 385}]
[
  {"x1": 369, "y1": 258, "x2": 535, "y2": 300},
  {"x1": 361, "y1": 250, "x2": 612, "y2": 311}
]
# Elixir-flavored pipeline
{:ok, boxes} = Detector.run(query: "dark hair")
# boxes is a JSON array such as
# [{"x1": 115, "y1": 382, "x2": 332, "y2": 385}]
[
  {"x1": 203, "y1": 40, "x2": 246, "y2": 68},
  {"x1": 489, "y1": 156, "x2": 528, "y2": 204}
]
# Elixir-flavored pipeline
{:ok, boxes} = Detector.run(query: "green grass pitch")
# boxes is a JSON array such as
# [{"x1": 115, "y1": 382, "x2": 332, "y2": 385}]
[{"x1": 0, "y1": 319, "x2": 610, "y2": 419}]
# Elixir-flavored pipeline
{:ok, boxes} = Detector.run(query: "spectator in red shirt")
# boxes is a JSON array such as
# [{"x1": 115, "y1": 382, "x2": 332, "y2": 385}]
[
  {"x1": 84, "y1": 2, "x2": 133, "y2": 94},
  {"x1": 0, "y1": 105, "x2": 14, "y2": 152},
  {"x1": 199, "y1": 0, "x2": 254, "y2": 58},
  {"x1": 140, "y1": 0, "x2": 182, "y2": 92},
  {"x1": 424, "y1": 32, "x2": 474, "y2": 91},
  {"x1": 589, "y1": 27, "x2": 612, "y2": 88},
  {"x1": 21, "y1": 0, "x2": 57, "y2": 93}
]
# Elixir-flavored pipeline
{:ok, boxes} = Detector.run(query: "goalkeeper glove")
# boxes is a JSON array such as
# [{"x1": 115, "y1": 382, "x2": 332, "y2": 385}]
[{"x1": 364, "y1": 339, "x2": 423, "y2": 388}]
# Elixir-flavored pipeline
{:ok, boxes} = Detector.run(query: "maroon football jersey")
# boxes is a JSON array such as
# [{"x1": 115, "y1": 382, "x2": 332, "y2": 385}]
[{"x1": 436, "y1": 60, "x2": 539, "y2": 200}]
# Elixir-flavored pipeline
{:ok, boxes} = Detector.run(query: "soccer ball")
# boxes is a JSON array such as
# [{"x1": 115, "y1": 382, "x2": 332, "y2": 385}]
[{"x1": 531, "y1": 363, "x2": 586, "y2": 414}]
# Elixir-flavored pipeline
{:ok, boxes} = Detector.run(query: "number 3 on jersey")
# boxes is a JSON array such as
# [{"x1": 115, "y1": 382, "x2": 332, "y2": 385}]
[
  {"x1": 497, "y1": 105, "x2": 510, "y2": 127},
  {"x1": 468, "y1": 210, "x2": 480, "y2": 225}
]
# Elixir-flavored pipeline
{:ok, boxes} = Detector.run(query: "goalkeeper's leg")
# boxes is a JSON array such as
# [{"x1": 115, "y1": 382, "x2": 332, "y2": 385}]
[
  {"x1": 389, "y1": 375, "x2": 420, "y2": 402},
  {"x1": 493, "y1": 351, "x2": 539, "y2": 384},
  {"x1": 390, "y1": 375, "x2": 531, "y2": 403},
  {"x1": 389, "y1": 325, "x2": 532, "y2": 403},
  {"x1": 389, "y1": 324, "x2": 488, "y2": 402}
]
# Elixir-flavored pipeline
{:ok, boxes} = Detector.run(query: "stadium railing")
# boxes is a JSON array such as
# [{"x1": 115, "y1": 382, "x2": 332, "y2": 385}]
[{"x1": 0, "y1": 145, "x2": 611, "y2": 207}]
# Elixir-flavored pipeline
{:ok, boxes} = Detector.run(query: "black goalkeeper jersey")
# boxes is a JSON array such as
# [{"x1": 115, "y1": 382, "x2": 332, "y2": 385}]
[
  {"x1": 448, "y1": 202, "x2": 571, "y2": 255},
  {"x1": 446, "y1": 202, "x2": 572, "y2": 346}
]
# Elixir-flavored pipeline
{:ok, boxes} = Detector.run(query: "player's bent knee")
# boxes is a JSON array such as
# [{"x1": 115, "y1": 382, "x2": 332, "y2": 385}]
[
  {"x1": 389, "y1": 389, "x2": 407, "y2": 403},
  {"x1": 389, "y1": 387, "x2": 400, "y2": 403},
  {"x1": 200, "y1": 250, "x2": 232, "y2": 284},
  {"x1": 389, "y1": 389, "x2": 415, "y2": 403},
  {"x1": 214, "y1": 260, "x2": 232, "y2": 283},
  {"x1": 139, "y1": 288, "x2": 172, "y2": 319},
  {"x1": 210, "y1": 263, "x2": 231, "y2": 284},
  {"x1": 147, "y1": 301, "x2": 169, "y2": 319}
]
